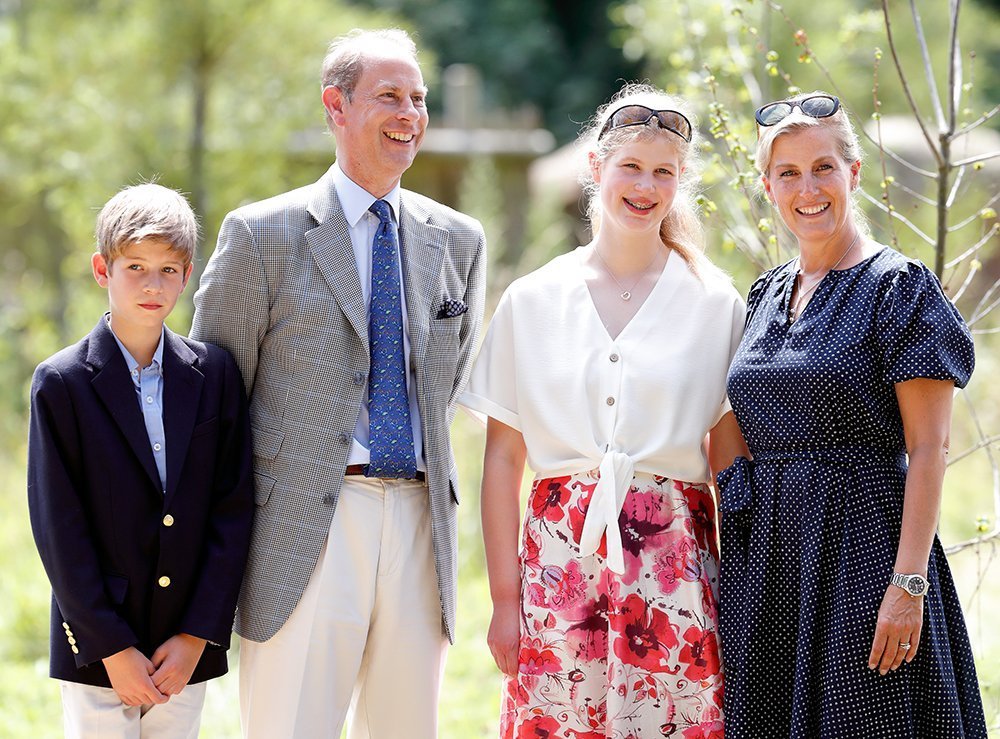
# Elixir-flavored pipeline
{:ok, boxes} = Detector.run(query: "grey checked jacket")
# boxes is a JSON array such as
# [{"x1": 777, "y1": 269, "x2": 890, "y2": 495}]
[{"x1": 191, "y1": 164, "x2": 486, "y2": 643}]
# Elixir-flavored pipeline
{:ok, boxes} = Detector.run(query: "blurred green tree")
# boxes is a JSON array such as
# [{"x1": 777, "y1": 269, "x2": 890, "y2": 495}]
[
  {"x1": 0, "y1": 0, "x2": 386, "y2": 447},
  {"x1": 344, "y1": 0, "x2": 644, "y2": 142}
]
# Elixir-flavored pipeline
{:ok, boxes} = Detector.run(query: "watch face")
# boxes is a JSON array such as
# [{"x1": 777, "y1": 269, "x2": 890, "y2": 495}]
[{"x1": 906, "y1": 577, "x2": 927, "y2": 596}]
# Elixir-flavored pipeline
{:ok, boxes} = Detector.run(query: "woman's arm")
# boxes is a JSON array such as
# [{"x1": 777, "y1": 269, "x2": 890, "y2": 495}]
[
  {"x1": 868, "y1": 377, "x2": 954, "y2": 675},
  {"x1": 707, "y1": 411, "x2": 750, "y2": 484},
  {"x1": 481, "y1": 417, "x2": 528, "y2": 677}
]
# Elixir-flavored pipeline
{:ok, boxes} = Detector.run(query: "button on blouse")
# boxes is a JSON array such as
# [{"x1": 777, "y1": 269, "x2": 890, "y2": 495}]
[{"x1": 460, "y1": 247, "x2": 745, "y2": 572}]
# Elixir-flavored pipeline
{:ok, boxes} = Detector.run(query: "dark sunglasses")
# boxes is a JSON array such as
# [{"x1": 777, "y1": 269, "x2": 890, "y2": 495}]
[
  {"x1": 754, "y1": 94, "x2": 840, "y2": 127},
  {"x1": 598, "y1": 104, "x2": 693, "y2": 143}
]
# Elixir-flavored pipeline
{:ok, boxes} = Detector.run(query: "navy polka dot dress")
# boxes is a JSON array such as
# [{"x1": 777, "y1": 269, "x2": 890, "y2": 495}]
[{"x1": 719, "y1": 247, "x2": 987, "y2": 738}]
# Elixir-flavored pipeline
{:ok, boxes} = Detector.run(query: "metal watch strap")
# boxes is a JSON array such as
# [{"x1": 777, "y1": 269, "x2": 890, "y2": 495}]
[{"x1": 891, "y1": 572, "x2": 929, "y2": 597}]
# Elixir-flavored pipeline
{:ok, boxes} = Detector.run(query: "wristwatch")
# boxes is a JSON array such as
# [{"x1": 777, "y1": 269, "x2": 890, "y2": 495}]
[{"x1": 891, "y1": 572, "x2": 929, "y2": 597}]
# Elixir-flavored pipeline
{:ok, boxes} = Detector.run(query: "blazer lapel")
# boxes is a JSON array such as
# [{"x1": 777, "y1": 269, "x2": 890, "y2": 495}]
[
  {"x1": 87, "y1": 317, "x2": 161, "y2": 494},
  {"x1": 399, "y1": 194, "x2": 447, "y2": 386},
  {"x1": 306, "y1": 171, "x2": 369, "y2": 350},
  {"x1": 162, "y1": 329, "x2": 203, "y2": 506}
]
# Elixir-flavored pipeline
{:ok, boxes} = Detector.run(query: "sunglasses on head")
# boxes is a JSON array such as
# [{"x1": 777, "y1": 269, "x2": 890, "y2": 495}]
[
  {"x1": 598, "y1": 104, "x2": 693, "y2": 143},
  {"x1": 754, "y1": 94, "x2": 840, "y2": 127}
]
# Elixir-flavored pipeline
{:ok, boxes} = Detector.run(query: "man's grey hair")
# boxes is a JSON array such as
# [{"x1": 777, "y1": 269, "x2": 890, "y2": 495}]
[{"x1": 321, "y1": 27, "x2": 418, "y2": 99}]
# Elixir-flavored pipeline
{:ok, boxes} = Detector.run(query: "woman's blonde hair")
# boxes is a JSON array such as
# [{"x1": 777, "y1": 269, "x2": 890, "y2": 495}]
[
  {"x1": 580, "y1": 83, "x2": 708, "y2": 274},
  {"x1": 754, "y1": 91, "x2": 868, "y2": 234}
]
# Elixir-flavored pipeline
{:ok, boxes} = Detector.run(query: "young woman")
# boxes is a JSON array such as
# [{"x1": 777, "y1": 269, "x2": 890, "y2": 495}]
[
  {"x1": 718, "y1": 91, "x2": 987, "y2": 737},
  {"x1": 461, "y1": 84, "x2": 747, "y2": 737}
]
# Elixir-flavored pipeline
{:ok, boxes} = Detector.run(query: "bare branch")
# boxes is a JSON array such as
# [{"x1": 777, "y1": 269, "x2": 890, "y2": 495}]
[
  {"x1": 947, "y1": 193, "x2": 1000, "y2": 232},
  {"x1": 945, "y1": 223, "x2": 1000, "y2": 268},
  {"x1": 722, "y1": 14, "x2": 762, "y2": 105},
  {"x1": 945, "y1": 390, "x2": 1000, "y2": 555},
  {"x1": 909, "y1": 0, "x2": 946, "y2": 130},
  {"x1": 949, "y1": 259, "x2": 980, "y2": 302},
  {"x1": 953, "y1": 104, "x2": 1000, "y2": 139},
  {"x1": 893, "y1": 178, "x2": 937, "y2": 207},
  {"x1": 946, "y1": 164, "x2": 966, "y2": 209},
  {"x1": 948, "y1": 0, "x2": 962, "y2": 133},
  {"x1": 868, "y1": 142, "x2": 937, "y2": 179},
  {"x1": 859, "y1": 190, "x2": 936, "y2": 245},
  {"x1": 970, "y1": 277, "x2": 1000, "y2": 325},
  {"x1": 952, "y1": 150, "x2": 1000, "y2": 167},
  {"x1": 946, "y1": 532, "x2": 1000, "y2": 556},
  {"x1": 880, "y1": 0, "x2": 943, "y2": 167},
  {"x1": 871, "y1": 55, "x2": 899, "y2": 246},
  {"x1": 948, "y1": 434, "x2": 1000, "y2": 466},
  {"x1": 970, "y1": 295, "x2": 1000, "y2": 326}
]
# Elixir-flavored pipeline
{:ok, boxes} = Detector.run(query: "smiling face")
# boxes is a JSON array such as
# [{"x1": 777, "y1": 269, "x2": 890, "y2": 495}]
[
  {"x1": 591, "y1": 135, "x2": 681, "y2": 239},
  {"x1": 92, "y1": 238, "x2": 192, "y2": 340},
  {"x1": 323, "y1": 50, "x2": 428, "y2": 197},
  {"x1": 762, "y1": 126, "x2": 861, "y2": 248}
]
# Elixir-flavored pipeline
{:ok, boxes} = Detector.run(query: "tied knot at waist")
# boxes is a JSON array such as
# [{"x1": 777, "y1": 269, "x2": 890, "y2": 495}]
[
  {"x1": 578, "y1": 450, "x2": 634, "y2": 575},
  {"x1": 717, "y1": 447, "x2": 907, "y2": 520}
]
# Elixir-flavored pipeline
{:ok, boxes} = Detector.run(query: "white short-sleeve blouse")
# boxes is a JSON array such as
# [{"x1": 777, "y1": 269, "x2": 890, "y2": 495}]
[{"x1": 460, "y1": 247, "x2": 745, "y2": 572}]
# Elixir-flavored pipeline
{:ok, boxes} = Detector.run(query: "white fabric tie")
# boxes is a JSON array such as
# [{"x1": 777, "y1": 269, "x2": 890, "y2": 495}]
[{"x1": 578, "y1": 449, "x2": 634, "y2": 574}]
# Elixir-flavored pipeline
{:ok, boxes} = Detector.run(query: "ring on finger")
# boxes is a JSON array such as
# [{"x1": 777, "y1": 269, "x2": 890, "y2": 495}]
[{"x1": 899, "y1": 641, "x2": 911, "y2": 650}]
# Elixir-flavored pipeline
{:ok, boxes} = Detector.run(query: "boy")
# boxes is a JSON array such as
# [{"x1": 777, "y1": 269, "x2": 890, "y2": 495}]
[{"x1": 27, "y1": 183, "x2": 254, "y2": 738}]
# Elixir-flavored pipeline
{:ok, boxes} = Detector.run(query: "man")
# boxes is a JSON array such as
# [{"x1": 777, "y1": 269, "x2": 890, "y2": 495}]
[{"x1": 190, "y1": 28, "x2": 486, "y2": 738}]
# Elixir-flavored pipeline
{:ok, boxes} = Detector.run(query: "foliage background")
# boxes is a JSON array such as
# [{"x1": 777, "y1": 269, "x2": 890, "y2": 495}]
[{"x1": 1, "y1": 0, "x2": 997, "y2": 735}]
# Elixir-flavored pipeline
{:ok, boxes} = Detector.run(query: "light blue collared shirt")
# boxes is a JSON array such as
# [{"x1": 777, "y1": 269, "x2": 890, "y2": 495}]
[
  {"x1": 109, "y1": 319, "x2": 167, "y2": 492},
  {"x1": 331, "y1": 162, "x2": 425, "y2": 472}
]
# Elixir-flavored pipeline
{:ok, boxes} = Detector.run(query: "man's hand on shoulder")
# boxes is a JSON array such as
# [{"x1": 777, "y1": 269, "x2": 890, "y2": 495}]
[
  {"x1": 150, "y1": 633, "x2": 207, "y2": 696},
  {"x1": 102, "y1": 646, "x2": 168, "y2": 706}
]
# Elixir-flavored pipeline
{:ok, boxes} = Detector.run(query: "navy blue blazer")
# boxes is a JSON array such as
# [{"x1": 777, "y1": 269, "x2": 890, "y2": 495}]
[{"x1": 27, "y1": 316, "x2": 253, "y2": 687}]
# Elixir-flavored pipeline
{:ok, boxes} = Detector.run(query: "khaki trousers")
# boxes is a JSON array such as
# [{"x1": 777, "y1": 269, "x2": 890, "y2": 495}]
[
  {"x1": 239, "y1": 476, "x2": 448, "y2": 739},
  {"x1": 60, "y1": 679, "x2": 206, "y2": 738}
]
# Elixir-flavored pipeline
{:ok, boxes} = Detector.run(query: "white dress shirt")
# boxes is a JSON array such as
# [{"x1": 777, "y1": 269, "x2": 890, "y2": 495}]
[
  {"x1": 460, "y1": 247, "x2": 745, "y2": 572},
  {"x1": 332, "y1": 163, "x2": 425, "y2": 471}
]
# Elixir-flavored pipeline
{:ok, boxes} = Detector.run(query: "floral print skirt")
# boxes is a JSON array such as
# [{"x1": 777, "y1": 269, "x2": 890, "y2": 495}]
[{"x1": 500, "y1": 471, "x2": 724, "y2": 739}]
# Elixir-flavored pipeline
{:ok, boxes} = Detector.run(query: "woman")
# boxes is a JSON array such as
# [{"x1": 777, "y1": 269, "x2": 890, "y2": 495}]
[
  {"x1": 719, "y1": 92, "x2": 987, "y2": 737},
  {"x1": 461, "y1": 84, "x2": 747, "y2": 737}
]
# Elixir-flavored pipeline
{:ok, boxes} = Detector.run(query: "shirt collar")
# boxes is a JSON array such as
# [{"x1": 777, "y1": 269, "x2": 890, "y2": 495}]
[
  {"x1": 332, "y1": 162, "x2": 402, "y2": 228},
  {"x1": 106, "y1": 314, "x2": 164, "y2": 374}
]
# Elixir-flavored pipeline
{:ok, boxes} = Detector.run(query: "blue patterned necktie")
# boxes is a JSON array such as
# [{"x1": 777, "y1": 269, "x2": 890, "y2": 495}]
[{"x1": 366, "y1": 199, "x2": 417, "y2": 478}]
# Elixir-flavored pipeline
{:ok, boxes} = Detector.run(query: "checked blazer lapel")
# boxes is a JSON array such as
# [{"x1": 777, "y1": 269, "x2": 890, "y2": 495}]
[
  {"x1": 161, "y1": 328, "x2": 203, "y2": 506},
  {"x1": 87, "y1": 317, "x2": 161, "y2": 494},
  {"x1": 306, "y1": 177, "x2": 369, "y2": 350},
  {"x1": 399, "y1": 195, "x2": 447, "y2": 383}
]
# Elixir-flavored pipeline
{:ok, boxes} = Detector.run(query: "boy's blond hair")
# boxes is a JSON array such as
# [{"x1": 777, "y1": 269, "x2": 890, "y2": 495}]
[{"x1": 95, "y1": 183, "x2": 199, "y2": 265}]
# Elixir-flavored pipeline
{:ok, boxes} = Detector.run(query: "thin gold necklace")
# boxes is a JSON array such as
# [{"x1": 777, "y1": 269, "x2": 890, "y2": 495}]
[
  {"x1": 593, "y1": 244, "x2": 663, "y2": 301},
  {"x1": 789, "y1": 232, "x2": 861, "y2": 322}
]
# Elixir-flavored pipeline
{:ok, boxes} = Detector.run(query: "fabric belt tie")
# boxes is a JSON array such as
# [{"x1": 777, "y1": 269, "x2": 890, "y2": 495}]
[
  {"x1": 579, "y1": 450, "x2": 634, "y2": 575},
  {"x1": 751, "y1": 446, "x2": 906, "y2": 468}
]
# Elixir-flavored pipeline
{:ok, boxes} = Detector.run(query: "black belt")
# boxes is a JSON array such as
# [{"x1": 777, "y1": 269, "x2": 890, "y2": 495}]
[{"x1": 345, "y1": 464, "x2": 425, "y2": 482}]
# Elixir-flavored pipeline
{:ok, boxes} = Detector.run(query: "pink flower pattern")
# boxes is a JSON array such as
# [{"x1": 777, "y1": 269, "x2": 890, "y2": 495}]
[{"x1": 500, "y1": 472, "x2": 724, "y2": 738}]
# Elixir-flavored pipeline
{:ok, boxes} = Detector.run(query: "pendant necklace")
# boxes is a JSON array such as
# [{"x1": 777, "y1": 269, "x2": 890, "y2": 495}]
[
  {"x1": 593, "y1": 244, "x2": 663, "y2": 301},
  {"x1": 790, "y1": 232, "x2": 861, "y2": 322}
]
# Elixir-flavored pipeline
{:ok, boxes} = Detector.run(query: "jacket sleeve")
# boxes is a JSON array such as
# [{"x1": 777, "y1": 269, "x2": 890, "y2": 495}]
[
  {"x1": 27, "y1": 363, "x2": 139, "y2": 667},
  {"x1": 450, "y1": 225, "x2": 487, "y2": 407},
  {"x1": 175, "y1": 350, "x2": 255, "y2": 646},
  {"x1": 191, "y1": 211, "x2": 270, "y2": 397}
]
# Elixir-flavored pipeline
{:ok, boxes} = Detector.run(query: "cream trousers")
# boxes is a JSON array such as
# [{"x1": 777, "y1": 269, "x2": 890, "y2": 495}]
[{"x1": 239, "y1": 476, "x2": 447, "y2": 739}]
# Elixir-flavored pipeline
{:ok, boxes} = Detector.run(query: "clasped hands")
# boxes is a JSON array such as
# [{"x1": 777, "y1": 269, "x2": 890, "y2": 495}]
[{"x1": 102, "y1": 633, "x2": 207, "y2": 706}]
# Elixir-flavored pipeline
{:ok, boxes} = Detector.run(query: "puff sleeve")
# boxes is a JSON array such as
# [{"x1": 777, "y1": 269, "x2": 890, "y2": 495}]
[
  {"x1": 458, "y1": 288, "x2": 522, "y2": 431},
  {"x1": 874, "y1": 260, "x2": 974, "y2": 388}
]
